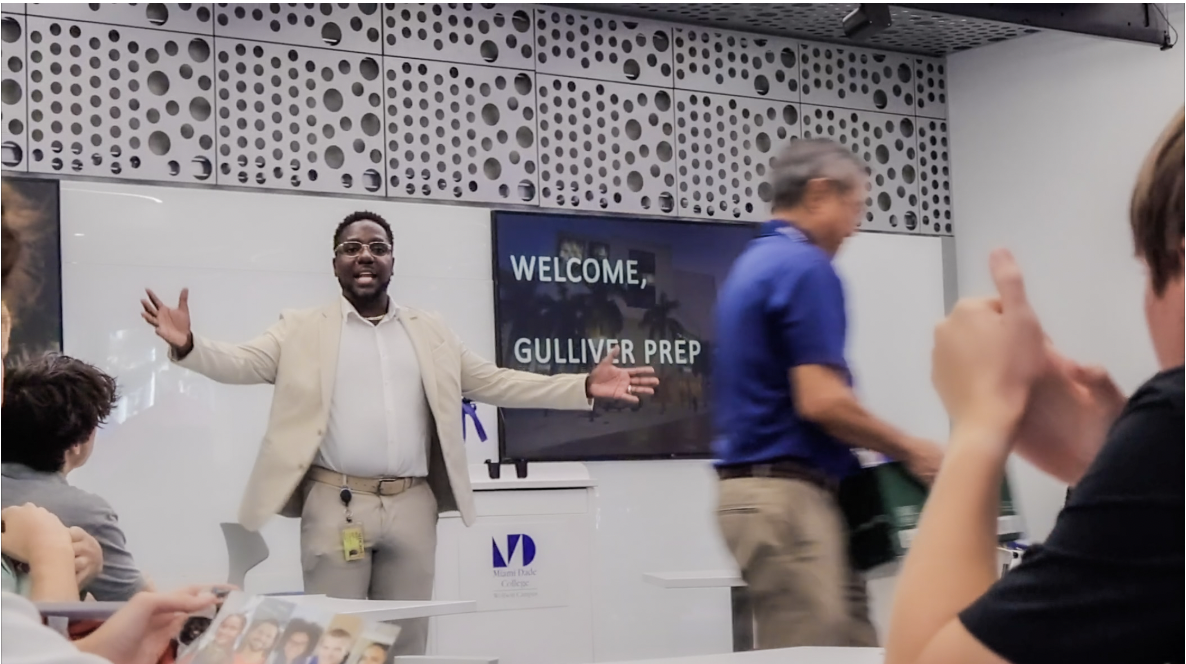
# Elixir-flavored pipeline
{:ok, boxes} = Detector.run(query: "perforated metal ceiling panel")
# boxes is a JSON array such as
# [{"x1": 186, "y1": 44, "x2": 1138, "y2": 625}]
[
  {"x1": 214, "y1": 39, "x2": 385, "y2": 194},
  {"x1": 534, "y1": 7, "x2": 674, "y2": 87},
  {"x1": 914, "y1": 56, "x2": 947, "y2": 119},
  {"x1": 537, "y1": 75, "x2": 676, "y2": 215},
  {"x1": 24, "y1": 17, "x2": 216, "y2": 182},
  {"x1": 802, "y1": 105, "x2": 921, "y2": 234},
  {"x1": 799, "y1": 43, "x2": 916, "y2": 116},
  {"x1": 214, "y1": 3, "x2": 382, "y2": 53},
  {"x1": 672, "y1": 27, "x2": 800, "y2": 102},
  {"x1": 384, "y1": 3, "x2": 535, "y2": 70},
  {"x1": 1, "y1": 13, "x2": 28, "y2": 170},
  {"x1": 674, "y1": 91, "x2": 800, "y2": 221},
  {"x1": 0, "y1": 2, "x2": 957, "y2": 236},
  {"x1": 26, "y1": 3, "x2": 213, "y2": 34},
  {"x1": 384, "y1": 57, "x2": 539, "y2": 204},
  {"x1": 918, "y1": 117, "x2": 951, "y2": 234}
]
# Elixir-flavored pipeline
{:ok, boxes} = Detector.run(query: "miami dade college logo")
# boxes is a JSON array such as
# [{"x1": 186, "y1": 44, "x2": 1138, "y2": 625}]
[
  {"x1": 492, "y1": 533, "x2": 536, "y2": 568},
  {"x1": 486, "y1": 531, "x2": 550, "y2": 604}
]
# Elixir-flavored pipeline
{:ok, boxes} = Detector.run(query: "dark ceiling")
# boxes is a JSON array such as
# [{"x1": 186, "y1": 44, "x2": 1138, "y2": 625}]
[{"x1": 550, "y1": 4, "x2": 1173, "y2": 57}]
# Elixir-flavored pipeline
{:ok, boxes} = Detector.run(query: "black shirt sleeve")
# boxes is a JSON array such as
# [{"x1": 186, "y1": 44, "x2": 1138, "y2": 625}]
[{"x1": 959, "y1": 367, "x2": 1185, "y2": 664}]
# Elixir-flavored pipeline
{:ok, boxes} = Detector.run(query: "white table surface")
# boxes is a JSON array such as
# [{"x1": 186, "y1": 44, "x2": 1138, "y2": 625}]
[
  {"x1": 468, "y1": 461, "x2": 596, "y2": 491},
  {"x1": 282, "y1": 595, "x2": 478, "y2": 621},
  {"x1": 36, "y1": 601, "x2": 127, "y2": 620},
  {"x1": 599, "y1": 647, "x2": 884, "y2": 664},
  {"x1": 37, "y1": 596, "x2": 477, "y2": 623},
  {"x1": 643, "y1": 570, "x2": 744, "y2": 588}
]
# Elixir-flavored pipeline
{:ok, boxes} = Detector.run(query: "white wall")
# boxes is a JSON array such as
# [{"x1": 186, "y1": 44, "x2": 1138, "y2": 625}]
[{"x1": 947, "y1": 6, "x2": 1186, "y2": 539}]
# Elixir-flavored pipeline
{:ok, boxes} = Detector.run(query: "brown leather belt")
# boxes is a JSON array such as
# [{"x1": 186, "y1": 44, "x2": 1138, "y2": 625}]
[
  {"x1": 307, "y1": 465, "x2": 424, "y2": 497},
  {"x1": 716, "y1": 458, "x2": 839, "y2": 494}
]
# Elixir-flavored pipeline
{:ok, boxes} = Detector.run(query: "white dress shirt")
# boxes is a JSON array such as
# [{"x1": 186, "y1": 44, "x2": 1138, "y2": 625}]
[{"x1": 314, "y1": 298, "x2": 431, "y2": 478}]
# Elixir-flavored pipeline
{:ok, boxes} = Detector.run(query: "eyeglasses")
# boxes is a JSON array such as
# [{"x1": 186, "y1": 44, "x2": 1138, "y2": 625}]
[{"x1": 334, "y1": 241, "x2": 392, "y2": 257}]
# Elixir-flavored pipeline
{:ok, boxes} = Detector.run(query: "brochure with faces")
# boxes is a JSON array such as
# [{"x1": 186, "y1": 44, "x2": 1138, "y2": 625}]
[{"x1": 177, "y1": 592, "x2": 400, "y2": 664}]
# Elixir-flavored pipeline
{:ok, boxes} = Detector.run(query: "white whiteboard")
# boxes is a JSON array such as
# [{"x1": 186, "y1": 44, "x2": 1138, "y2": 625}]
[{"x1": 58, "y1": 181, "x2": 948, "y2": 651}]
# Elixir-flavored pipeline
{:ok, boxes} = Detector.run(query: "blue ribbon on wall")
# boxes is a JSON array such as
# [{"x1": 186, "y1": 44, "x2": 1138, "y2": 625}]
[{"x1": 461, "y1": 398, "x2": 487, "y2": 442}]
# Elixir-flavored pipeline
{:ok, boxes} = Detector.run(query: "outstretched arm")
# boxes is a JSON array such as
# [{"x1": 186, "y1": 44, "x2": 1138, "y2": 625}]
[
  {"x1": 142, "y1": 288, "x2": 285, "y2": 385},
  {"x1": 460, "y1": 346, "x2": 657, "y2": 410}
]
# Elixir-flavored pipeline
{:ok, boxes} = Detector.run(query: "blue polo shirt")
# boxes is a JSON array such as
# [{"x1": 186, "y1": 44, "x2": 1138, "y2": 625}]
[{"x1": 711, "y1": 220, "x2": 860, "y2": 480}]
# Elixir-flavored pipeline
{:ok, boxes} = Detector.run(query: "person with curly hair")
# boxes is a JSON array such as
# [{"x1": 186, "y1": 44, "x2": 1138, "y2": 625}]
[
  {"x1": 3, "y1": 184, "x2": 223, "y2": 664},
  {"x1": 1, "y1": 352, "x2": 148, "y2": 601}
]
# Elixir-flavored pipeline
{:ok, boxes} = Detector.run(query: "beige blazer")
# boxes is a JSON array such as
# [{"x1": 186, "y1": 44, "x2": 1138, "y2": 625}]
[{"x1": 174, "y1": 301, "x2": 591, "y2": 530}]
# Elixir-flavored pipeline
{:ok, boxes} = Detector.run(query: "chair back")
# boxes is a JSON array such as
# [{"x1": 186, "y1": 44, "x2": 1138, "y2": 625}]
[{"x1": 220, "y1": 522, "x2": 270, "y2": 588}]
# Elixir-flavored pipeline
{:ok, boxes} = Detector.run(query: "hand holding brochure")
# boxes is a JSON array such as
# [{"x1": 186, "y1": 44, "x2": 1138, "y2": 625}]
[{"x1": 177, "y1": 592, "x2": 400, "y2": 664}]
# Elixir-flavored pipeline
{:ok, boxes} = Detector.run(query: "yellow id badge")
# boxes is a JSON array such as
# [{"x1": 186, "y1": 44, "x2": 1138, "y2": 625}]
[{"x1": 341, "y1": 526, "x2": 366, "y2": 562}]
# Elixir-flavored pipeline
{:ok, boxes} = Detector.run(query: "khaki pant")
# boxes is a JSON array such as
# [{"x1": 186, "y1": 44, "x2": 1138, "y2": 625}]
[
  {"x1": 300, "y1": 479, "x2": 438, "y2": 656},
  {"x1": 716, "y1": 476, "x2": 878, "y2": 649}
]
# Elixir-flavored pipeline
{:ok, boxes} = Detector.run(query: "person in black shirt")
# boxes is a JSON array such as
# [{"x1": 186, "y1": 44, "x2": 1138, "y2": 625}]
[{"x1": 885, "y1": 108, "x2": 1184, "y2": 664}]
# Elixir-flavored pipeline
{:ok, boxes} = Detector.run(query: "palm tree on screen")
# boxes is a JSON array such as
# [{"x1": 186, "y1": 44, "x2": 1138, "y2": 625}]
[
  {"x1": 641, "y1": 292, "x2": 686, "y2": 340},
  {"x1": 579, "y1": 282, "x2": 625, "y2": 339}
]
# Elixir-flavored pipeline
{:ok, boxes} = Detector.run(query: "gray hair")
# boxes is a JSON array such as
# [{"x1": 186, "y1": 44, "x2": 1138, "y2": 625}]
[{"x1": 768, "y1": 138, "x2": 867, "y2": 211}]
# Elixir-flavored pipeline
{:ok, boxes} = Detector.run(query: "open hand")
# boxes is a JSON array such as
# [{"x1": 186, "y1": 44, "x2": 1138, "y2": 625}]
[
  {"x1": 77, "y1": 586, "x2": 223, "y2": 664},
  {"x1": 70, "y1": 526, "x2": 104, "y2": 587},
  {"x1": 141, "y1": 288, "x2": 192, "y2": 350},
  {"x1": 586, "y1": 347, "x2": 659, "y2": 403},
  {"x1": 1013, "y1": 346, "x2": 1126, "y2": 484}
]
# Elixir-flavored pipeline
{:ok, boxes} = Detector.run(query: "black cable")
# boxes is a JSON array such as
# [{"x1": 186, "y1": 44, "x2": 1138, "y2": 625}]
[{"x1": 1151, "y1": 2, "x2": 1178, "y2": 50}]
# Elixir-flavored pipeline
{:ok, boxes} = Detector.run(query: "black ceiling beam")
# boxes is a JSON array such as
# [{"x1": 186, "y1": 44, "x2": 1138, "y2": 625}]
[{"x1": 896, "y1": 4, "x2": 1174, "y2": 49}]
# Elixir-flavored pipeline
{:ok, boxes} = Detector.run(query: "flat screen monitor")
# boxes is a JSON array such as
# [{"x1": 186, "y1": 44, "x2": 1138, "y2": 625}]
[{"x1": 491, "y1": 210, "x2": 757, "y2": 461}]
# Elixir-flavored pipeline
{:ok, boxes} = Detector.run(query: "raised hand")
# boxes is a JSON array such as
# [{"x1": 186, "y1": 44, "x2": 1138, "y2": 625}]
[
  {"x1": 931, "y1": 249, "x2": 1048, "y2": 438},
  {"x1": 586, "y1": 346, "x2": 660, "y2": 403},
  {"x1": 141, "y1": 288, "x2": 192, "y2": 350}
]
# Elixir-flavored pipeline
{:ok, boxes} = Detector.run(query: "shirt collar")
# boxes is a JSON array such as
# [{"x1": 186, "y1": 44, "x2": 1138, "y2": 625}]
[
  {"x1": 1, "y1": 462, "x2": 68, "y2": 484},
  {"x1": 340, "y1": 296, "x2": 400, "y2": 323},
  {"x1": 759, "y1": 219, "x2": 810, "y2": 244},
  {"x1": 758, "y1": 219, "x2": 793, "y2": 236}
]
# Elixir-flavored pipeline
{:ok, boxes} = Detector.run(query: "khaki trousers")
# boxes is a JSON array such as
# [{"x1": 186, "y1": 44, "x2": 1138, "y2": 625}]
[
  {"x1": 716, "y1": 476, "x2": 878, "y2": 649},
  {"x1": 300, "y1": 479, "x2": 438, "y2": 656}
]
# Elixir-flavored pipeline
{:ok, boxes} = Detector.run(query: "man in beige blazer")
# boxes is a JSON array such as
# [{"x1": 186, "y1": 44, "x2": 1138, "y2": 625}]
[{"x1": 140, "y1": 211, "x2": 657, "y2": 655}]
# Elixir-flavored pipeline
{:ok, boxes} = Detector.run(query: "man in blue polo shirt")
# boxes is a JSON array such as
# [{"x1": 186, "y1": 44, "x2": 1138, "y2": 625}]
[{"x1": 713, "y1": 138, "x2": 943, "y2": 649}]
